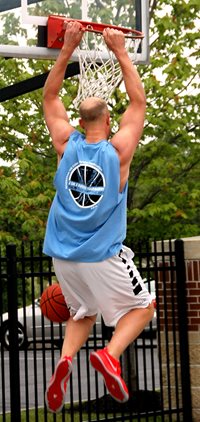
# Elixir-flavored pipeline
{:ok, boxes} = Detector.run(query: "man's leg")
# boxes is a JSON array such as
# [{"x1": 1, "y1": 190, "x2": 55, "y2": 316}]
[
  {"x1": 46, "y1": 314, "x2": 97, "y2": 413},
  {"x1": 61, "y1": 314, "x2": 97, "y2": 358},
  {"x1": 107, "y1": 303, "x2": 154, "y2": 359},
  {"x1": 90, "y1": 304, "x2": 154, "y2": 403}
]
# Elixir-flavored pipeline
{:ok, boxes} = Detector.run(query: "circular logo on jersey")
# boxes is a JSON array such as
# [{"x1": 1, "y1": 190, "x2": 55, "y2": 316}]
[{"x1": 66, "y1": 163, "x2": 106, "y2": 208}]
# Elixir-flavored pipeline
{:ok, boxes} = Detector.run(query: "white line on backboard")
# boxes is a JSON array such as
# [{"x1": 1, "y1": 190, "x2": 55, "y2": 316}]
[
  {"x1": 21, "y1": 0, "x2": 48, "y2": 25},
  {"x1": 21, "y1": 0, "x2": 89, "y2": 25}
]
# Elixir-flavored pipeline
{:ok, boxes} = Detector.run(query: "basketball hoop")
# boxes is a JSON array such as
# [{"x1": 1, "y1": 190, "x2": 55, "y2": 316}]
[
  {"x1": 47, "y1": 16, "x2": 144, "y2": 107},
  {"x1": 74, "y1": 32, "x2": 142, "y2": 107}
]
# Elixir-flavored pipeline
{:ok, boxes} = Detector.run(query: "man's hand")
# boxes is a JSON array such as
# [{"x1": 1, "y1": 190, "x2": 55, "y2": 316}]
[
  {"x1": 62, "y1": 21, "x2": 85, "y2": 53},
  {"x1": 103, "y1": 28, "x2": 126, "y2": 58}
]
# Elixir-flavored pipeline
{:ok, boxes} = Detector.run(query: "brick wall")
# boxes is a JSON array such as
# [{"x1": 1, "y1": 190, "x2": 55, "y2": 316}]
[
  {"x1": 186, "y1": 260, "x2": 200, "y2": 331},
  {"x1": 157, "y1": 261, "x2": 179, "y2": 331},
  {"x1": 156, "y1": 236, "x2": 200, "y2": 422},
  {"x1": 184, "y1": 240, "x2": 200, "y2": 422}
]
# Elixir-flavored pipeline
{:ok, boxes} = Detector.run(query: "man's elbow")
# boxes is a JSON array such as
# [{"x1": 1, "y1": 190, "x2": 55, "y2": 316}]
[
  {"x1": 137, "y1": 90, "x2": 146, "y2": 107},
  {"x1": 43, "y1": 82, "x2": 57, "y2": 102},
  {"x1": 130, "y1": 91, "x2": 146, "y2": 109},
  {"x1": 43, "y1": 87, "x2": 52, "y2": 101},
  {"x1": 136, "y1": 94, "x2": 146, "y2": 115}
]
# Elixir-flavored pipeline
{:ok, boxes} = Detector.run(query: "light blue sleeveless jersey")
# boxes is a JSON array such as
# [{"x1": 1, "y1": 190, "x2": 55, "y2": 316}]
[{"x1": 43, "y1": 130, "x2": 128, "y2": 262}]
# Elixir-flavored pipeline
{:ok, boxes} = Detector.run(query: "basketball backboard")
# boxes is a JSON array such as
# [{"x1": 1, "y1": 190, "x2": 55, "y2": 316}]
[{"x1": 0, "y1": 0, "x2": 149, "y2": 63}]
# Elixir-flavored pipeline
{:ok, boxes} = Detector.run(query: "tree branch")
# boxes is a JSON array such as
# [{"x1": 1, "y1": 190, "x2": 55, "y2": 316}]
[
  {"x1": 149, "y1": 0, "x2": 158, "y2": 25},
  {"x1": 129, "y1": 157, "x2": 200, "y2": 223}
]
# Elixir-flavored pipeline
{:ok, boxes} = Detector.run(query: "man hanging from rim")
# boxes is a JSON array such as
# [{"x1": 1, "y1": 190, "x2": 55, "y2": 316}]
[{"x1": 43, "y1": 21, "x2": 154, "y2": 413}]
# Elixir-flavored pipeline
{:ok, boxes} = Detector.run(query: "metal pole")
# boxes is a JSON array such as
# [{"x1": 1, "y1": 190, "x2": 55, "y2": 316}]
[
  {"x1": 175, "y1": 239, "x2": 193, "y2": 422},
  {"x1": 0, "y1": 62, "x2": 80, "y2": 102},
  {"x1": 6, "y1": 244, "x2": 21, "y2": 422}
]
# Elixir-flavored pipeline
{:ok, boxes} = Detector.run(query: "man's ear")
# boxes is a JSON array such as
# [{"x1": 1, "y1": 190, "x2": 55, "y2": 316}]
[
  {"x1": 106, "y1": 113, "x2": 110, "y2": 126},
  {"x1": 79, "y1": 118, "x2": 85, "y2": 129}
]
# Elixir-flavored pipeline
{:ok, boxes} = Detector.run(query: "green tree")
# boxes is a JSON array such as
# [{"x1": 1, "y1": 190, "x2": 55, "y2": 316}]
[
  {"x1": 126, "y1": 0, "x2": 200, "y2": 242},
  {"x1": 0, "y1": 0, "x2": 199, "y2": 245}
]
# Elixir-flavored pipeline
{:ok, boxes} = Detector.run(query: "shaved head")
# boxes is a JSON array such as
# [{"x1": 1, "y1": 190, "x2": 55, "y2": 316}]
[{"x1": 79, "y1": 97, "x2": 109, "y2": 122}]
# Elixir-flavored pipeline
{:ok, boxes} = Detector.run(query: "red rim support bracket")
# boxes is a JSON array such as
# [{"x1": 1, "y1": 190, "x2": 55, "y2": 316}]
[{"x1": 47, "y1": 15, "x2": 144, "y2": 49}]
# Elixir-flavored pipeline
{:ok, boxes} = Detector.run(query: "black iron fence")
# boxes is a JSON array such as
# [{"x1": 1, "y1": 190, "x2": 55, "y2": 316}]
[{"x1": 0, "y1": 240, "x2": 192, "y2": 422}]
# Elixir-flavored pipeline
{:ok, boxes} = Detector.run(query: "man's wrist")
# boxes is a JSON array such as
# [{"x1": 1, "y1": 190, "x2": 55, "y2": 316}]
[
  {"x1": 60, "y1": 46, "x2": 74, "y2": 60},
  {"x1": 114, "y1": 49, "x2": 129, "y2": 60}
]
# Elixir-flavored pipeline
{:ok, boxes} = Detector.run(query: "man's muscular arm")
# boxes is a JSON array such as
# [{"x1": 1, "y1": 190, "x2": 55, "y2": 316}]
[
  {"x1": 43, "y1": 21, "x2": 84, "y2": 157},
  {"x1": 103, "y1": 29, "x2": 146, "y2": 162}
]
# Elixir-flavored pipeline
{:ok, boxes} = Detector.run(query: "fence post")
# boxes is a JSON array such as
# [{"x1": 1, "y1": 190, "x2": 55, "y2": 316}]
[
  {"x1": 6, "y1": 244, "x2": 21, "y2": 422},
  {"x1": 175, "y1": 239, "x2": 193, "y2": 422}
]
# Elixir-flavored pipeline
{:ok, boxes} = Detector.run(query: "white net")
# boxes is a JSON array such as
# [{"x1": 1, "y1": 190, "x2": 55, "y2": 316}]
[{"x1": 73, "y1": 31, "x2": 141, "y2": 108}]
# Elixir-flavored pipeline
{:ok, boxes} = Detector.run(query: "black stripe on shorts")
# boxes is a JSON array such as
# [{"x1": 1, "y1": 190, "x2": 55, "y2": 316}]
[{"x1": 119, "y1": 250, "x2": 143, "y2": 296}]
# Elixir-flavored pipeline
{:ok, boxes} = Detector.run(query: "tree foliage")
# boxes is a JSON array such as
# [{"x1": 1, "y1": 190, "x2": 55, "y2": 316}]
[
  {"x1": 0, "y1": 0, "x2": 199, "y2": 245},
  {"x1": 126, "y1": 0, "x2": 200, "y2": 242}
]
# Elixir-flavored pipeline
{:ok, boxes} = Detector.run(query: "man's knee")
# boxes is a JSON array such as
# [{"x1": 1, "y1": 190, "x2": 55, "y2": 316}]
[{"x1": 145, "y1": 302, "x2": 155, "y2": 321}]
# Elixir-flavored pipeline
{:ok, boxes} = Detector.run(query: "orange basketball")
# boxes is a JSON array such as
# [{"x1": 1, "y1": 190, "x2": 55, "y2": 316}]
[{"x1": 40, "y1": 284, "x2": 70, "y2": 323}]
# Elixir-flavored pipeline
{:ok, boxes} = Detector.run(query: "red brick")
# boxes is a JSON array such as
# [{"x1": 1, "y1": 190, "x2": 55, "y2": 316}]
[
  {"x1": 187, "y1": 297, "x2": 197, "y2": 303},
  {"x1": 188, "y1": 289, "x2": 200, "y2": 296},
  {"x1": 187, "y1": 325, "x2": 199, "y2": 331},
  {"x1": 188, "y1": 311, "x2": 198, "y2": 317},
  {"x1": 165, "y1": 291, "x2": 177, "y2": 298},
  {"x1": 168, "y1": 324, "x2": 179, "y2": 330},
  {"x1": 158, "y1": 297, "x2": 163, "y2": 304},
  {"x1": 189, "y1": 304, "x2": 200, "y2": 310},
  {"x1": 166, "y1": 310, "x2": 178, "y2": 317},
  {"x1": 193, "y1": 261, "x2": 199, "y2": 280},
  {"x1": 190, "y1": 318, "x2": 200, "y2": 324},
  {"x1": 186, "y1": 262, "x2": 192, "y2": 280},
  {"x1": 186, "y1": 282, "x2": 197, "y2": 289}
]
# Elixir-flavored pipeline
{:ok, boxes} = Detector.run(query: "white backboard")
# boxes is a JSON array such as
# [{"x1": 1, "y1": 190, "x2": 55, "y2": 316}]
[{"x1": 0, "y1": 0, "x2": 149, "y2": 63}]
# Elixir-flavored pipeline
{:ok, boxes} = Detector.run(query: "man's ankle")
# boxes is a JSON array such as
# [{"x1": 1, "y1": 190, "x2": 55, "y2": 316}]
[{"x1": 106, "y1": 346, "x2": 120, "y2": 362}]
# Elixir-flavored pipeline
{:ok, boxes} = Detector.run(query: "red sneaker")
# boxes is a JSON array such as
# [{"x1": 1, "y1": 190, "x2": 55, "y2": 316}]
[
  {"x1": 45, "y1": 356, "x2": 72, "y2": 413},
  {"x1": 90, "y1": 348, "x2": 129, "y2": 403}
]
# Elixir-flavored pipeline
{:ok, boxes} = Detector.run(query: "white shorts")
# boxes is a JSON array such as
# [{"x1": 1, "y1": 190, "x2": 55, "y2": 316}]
[{"x1": 53, "y1": 245, "x2": 152, "y2": 327}]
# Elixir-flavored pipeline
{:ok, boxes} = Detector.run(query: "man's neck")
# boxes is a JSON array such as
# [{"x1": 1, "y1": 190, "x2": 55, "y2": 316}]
[{"x1": 85, "y1": 128, "x2": 108, "y2": 143}]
